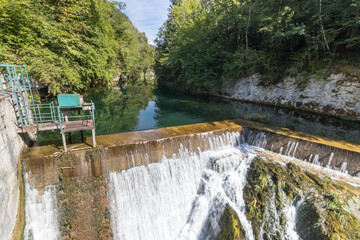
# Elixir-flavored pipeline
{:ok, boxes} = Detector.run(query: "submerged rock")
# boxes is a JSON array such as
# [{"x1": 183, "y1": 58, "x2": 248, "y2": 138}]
[{"x1": 244, "y1": 157, "x2": 360, "y2": 240}]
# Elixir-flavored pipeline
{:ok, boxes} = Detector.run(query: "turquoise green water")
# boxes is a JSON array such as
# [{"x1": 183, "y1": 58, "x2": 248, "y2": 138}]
[{"x1": 36, "y1": 85, "x2": 360, "y2": 145}]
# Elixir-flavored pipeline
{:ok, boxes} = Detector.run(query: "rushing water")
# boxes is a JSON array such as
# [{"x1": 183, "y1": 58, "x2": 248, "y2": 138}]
[
  {"x1": 26, "y1": 127, "x2": 360, "y2": 239},
  {"x1": 37, "y1": 86, "x2": 360, "y2": 145},
  {"x1": 108, "y1": 132, "x2": 302, "y2": 240},
  {"x1": 25, "y1": 131, "x2": 307, "y2": 240},
  {"x1": 24, "y1": 174, "x2": 59, "y2": 240}
]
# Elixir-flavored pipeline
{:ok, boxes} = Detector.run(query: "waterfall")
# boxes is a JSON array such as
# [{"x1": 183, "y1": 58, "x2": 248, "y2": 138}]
[
  {"x1": 260, "y1": 184, "x2": 302, "y2": 240},
  {"x1": 281, "y1": 190, "x2": 302, "y2": 240},
  {"x1": 24, "y1": 174, "x2": 59, "y2": 240},
  {"x1": 178, "y1": 146, "x2": 256, "y2": 240},
  {"x1": 108, "y1": 133, "x2": 256, "y2": 240}
]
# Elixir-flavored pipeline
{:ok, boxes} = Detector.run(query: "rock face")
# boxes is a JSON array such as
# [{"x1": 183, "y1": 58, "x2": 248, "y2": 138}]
[
  {"x1": 214, "y1": 155, "x2": 360, "y2": 240},
  {"x1": 0, "y1": 97, "x2": 31, "y2": 240},
  {"x1": 222, "y1": 74, "x2": 360, "y2": 120},
  {"x1": 243, "y1": 157, "x2": 360, "y2": 240},
  {"x1": 216, "y1": 204, "x2": 246, "y2": 240}
]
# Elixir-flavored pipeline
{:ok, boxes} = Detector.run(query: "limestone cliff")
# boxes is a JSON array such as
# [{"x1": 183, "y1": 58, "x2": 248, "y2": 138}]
[{"x1": 222, "y1": 74, "x2": 360, "y2": 120}]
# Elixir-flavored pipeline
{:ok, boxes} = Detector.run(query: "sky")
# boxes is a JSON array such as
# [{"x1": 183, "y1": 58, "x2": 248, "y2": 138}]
[{"x1": 122, "y1": 0, "x2": 171, "y2": 45}]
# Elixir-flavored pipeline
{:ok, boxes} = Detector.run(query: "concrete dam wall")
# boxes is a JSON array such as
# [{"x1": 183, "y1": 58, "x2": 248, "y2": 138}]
[
  {"x1": 18, "y1": 120, "x2": 360, "y2": 239},
  {"x1": 23, "y1": 119, "x2": 360, "y2": 189},
  {"x1": 0, "y1": 96, "x2": 32, "y2": 240}
]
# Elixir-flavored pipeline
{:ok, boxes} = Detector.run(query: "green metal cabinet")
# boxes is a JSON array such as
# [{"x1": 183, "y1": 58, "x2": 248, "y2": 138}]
[{"x1": 57, "y1": 94, "x2": 82, "y2": 108}]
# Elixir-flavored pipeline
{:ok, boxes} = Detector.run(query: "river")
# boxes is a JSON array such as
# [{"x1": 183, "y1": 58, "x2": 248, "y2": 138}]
[{"x1": 36, "y1": 85, "x2": 360, "y2": 145}]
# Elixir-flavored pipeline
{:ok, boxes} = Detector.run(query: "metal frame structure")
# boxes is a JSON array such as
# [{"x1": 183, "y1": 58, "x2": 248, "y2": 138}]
[
  {"x1": 57, "y1": 101, "x2": 96, "y2": 152},
  {"x1": 0, "y1": 64, "x2": 97, "y2": 152}
]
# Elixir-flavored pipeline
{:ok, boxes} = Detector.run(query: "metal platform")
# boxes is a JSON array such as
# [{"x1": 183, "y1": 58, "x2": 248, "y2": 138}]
[
  {"x1": 1, "y1": 64, "x2": 97, "y2": 152},
  {"x1": 16, "y1": 120, "x2": 94, "y2": 133},
  {"x1": 62, "y1": 120, "x2": 94, "y2": 133}
]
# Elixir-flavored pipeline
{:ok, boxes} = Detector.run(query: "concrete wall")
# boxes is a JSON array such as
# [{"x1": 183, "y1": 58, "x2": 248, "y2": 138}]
[
  {"x1": 23, "y1": 120, "x2": 360, "y2": 190},
  {"x1": 21, "y1": 120, "x2": 360, "y2": 239},
  {"x1": 222, "y1": 74, "x2": 360, "y2": 120},
  {"x1": 0, "y1": 97, "x2": 29, "y2": 240}
]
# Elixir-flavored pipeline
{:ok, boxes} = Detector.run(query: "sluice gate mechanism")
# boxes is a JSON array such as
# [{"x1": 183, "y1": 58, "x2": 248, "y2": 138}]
[{"x1": 0, "y1": 64, "x2": 96, "y2": 152}]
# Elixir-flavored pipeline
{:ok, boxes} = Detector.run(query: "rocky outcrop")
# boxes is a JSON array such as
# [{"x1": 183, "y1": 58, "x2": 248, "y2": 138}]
[
  {"x1": 222, "y1": 74, "x2": 360, "y2": 120},
  {"x1": 0, "y1": 97, "x2": 31, "y2": 240},
  {"x1": 244, "y1": 157, "x2": 360, "y2": 240},
  {"x1": 216, "y1": 204, "x2": 246, "y2": 240}
]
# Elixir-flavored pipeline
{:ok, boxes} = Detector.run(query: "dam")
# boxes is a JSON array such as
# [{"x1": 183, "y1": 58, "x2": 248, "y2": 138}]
[
  {"x1": 1, "y1": 67, "x2": 360, "y2": 240},
  {"x1": 1, "y1": 0, "x2": 360, "y2": 238},
  {"x1": 17, "y1": 119, "x2": 360, "y2": 240}
]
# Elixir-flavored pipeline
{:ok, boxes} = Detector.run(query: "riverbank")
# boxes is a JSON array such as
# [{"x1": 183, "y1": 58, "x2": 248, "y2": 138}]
[{"x1": 221, "y1": 73, "x2": 360, "y2": 121}]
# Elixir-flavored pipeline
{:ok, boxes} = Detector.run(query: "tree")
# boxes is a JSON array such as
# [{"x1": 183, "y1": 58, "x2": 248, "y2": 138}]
[
  {"x1": 156, "y1": 0, "x2": 360, "y2": 94},
  {"x1": 0, "y1": 0, "x2": 154, "y2": 94}
]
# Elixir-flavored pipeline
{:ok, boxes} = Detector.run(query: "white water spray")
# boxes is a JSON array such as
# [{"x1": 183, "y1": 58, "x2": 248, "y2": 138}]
[
  {"x1": 108, "y1": 133, "x2": 256, "y2": 240},
  {"x1": 326, "y1": 153, "x2": 334, "y2": 169},
  {"x1": 24, "y1": 174, "x2": 59, "y2": 240}
]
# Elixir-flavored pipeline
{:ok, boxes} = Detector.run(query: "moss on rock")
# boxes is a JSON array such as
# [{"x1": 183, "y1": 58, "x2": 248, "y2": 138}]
[
  {"x1": 57, "y1": 176, "x2": 112, "y2": 240},
  {"x1": 216, "y1": 204, "x2": 246, "y2": 240},
  {"x1": 244, "y1": 157, "x2": 360, "y2": 240}
]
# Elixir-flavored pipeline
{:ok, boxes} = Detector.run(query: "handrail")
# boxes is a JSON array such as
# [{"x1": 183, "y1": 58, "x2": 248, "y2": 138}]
[
  {"x1": 57, "y1": 106, "x2": 63, "y2": 133},
  {"x1": 1, "y1": 64, "x2": 96, "y2": 151},
  {"x1": 0, "y1": 64, "x2": 36, "y2": 128}
]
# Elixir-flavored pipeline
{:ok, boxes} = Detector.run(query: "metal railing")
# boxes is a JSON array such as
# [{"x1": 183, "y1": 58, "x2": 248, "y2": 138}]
[
  {"x1": 1, "y1": 64, "x2": 97, "y2": 151},
  {"x1": 16, "y1": 102, "x2": 59, "y2": 130},
  {"x1": 0, "y1": 64, "x2": 56, "y2": 131},
  {"x1": 0, "y1": 64, "x2": 34, "y2": 129}
]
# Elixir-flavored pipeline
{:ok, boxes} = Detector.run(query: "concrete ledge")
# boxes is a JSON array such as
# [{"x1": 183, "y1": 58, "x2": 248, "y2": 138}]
[{"x1": 22, "y1": 119, "x2": 360, "y2": 190}]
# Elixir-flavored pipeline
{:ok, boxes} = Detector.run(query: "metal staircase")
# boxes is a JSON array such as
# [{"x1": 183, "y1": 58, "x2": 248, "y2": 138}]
[{"x1": 0, "y1": 64, "x2": 96, "y2": 152}]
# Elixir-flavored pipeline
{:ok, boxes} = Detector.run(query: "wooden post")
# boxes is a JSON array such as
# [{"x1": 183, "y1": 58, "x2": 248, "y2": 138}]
[
  {"x1": 92, "y1": 128, "x2": 96, "y2": 148},
  {"x1": 62, "y1": 132, "x2": 67, "y2": 152}
]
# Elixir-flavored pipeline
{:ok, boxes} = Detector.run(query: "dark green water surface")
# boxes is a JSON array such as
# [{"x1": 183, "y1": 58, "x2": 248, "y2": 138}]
[{"x1": 36, "y1": 85, "x2": 360, "y2": 145}]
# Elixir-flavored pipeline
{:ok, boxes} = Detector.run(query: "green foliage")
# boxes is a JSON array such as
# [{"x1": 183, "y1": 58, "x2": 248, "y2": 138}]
[
  {"x1": 0, "y1": 0, "x2": 154, "y2": 94},
  {"x1": 156, "y1": 0, "x2": 360, "y2": 94}
]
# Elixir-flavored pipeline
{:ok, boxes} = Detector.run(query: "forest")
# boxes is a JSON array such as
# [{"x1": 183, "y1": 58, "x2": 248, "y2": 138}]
[
  {"x1": 155, "y1": 0, "x2": 360, "y2": 95},
  {"x1": 0, "y1": 0, "x2": 154, "y2": 94}
]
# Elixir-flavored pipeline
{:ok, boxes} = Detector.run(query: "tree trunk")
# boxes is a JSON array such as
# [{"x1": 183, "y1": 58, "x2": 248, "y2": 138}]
[
  {"x1": 245, "y1": 0, "x2": 252, "y2": 51},
  {"x1": 347, "y1": 26, "x2": 360, "y2": 48},
  {"x1": 319, "y1": 0, "x2": 330, "y2": 51}
]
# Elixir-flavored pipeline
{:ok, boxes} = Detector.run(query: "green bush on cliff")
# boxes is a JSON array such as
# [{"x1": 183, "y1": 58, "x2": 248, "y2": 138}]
[{"x1": 0, "y1": 0, "x2": 154, "y2": 94}]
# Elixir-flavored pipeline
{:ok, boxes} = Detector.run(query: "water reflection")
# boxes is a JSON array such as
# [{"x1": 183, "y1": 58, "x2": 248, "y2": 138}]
[{"x1": 36, "y1": 86, "x2": 360, "y2": 146}]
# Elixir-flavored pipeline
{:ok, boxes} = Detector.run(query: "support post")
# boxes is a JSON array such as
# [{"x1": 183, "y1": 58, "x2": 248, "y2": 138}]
[
  {"x1": 62, "y1": 132, "x2": 67, "y2": 152},
  {"x1": 78, "y1": 109, "x2": 84, "y2": 143},
  {"x1": 92, "y1": 128, "x2": 96, "y2": 148}
]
